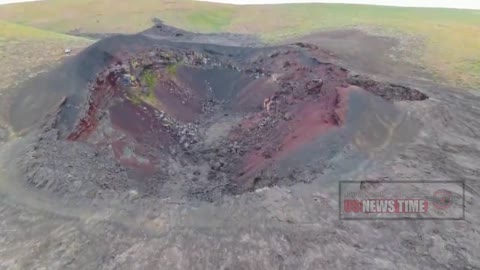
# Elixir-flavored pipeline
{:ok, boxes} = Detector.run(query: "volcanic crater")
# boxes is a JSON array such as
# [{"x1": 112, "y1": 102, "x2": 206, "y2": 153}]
[{"x1": 5, "y1": 23, "x2": 428, "y2": 202}]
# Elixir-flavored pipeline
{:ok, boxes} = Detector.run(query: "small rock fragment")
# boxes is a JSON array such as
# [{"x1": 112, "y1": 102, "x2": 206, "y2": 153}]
[
  {"x1": 305, "y1": 79, "x2": 323, "y2": 94},
  {"x1": 128, "y1": 190, "x2": 140, "y2": 201},
  {"x1": 283, "y1": 112, "x2": 293, "y2": 121}
]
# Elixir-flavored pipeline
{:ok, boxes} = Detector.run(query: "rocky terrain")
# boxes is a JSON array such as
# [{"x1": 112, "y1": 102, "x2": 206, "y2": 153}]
[{"x1": 0, "y1": 21, "x2": 478, "y2": 270}]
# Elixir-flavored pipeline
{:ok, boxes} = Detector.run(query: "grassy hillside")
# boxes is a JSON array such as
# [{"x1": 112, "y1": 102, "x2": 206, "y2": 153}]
[
  {"x1": 0, "y1": 20, "x2": 91, "y2": 90},
  {"x1": 0, "y1": 0, "x2": 479, "y2": 88}
]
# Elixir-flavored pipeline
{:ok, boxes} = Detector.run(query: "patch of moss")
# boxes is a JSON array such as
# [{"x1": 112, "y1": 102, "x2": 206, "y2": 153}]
[
  {"x1": 166, "y1": 63, "x2": 178, "y2": 76},
  {"x1": 129, "y1": 94, "x2": 142, "y2": 105},
  {"x1": 135, "y1": 69, "x2": 160, "y2": 106},
  {"x1": 141, "y1": 69, "x2": 157, "y2": 90}
]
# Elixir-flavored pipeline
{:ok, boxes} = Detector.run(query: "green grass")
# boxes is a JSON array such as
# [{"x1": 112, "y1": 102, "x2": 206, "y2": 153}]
[
  {"x1": 0, "y1": 20, "x2": 84, "y2": 40},
  {"x1": 0, "y1": 20, "x2": 91, "y2": 90},
  {"x1": 0, "y1": 1, "x2": 479, "y2": 88},
  {"x1": 185, "y1": 8, "x2": 234, "y2": 32},
  {"x1": 0, "y1": 0, "x2": 236, "y2": 33}
]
